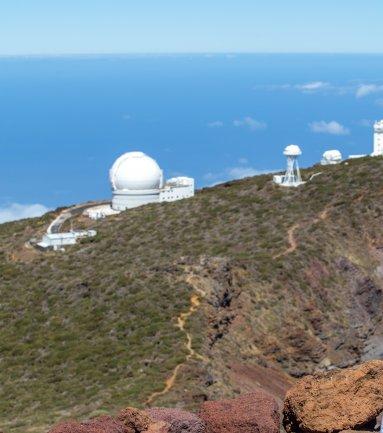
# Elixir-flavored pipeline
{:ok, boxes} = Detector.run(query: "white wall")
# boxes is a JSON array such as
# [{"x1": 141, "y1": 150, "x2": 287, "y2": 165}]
[
  {"x1": 159, "y1": 177, "x2": 195, "y2": 202},
  {"x1": 159, "y1": 184, "x2": 194, "y2": 202}
]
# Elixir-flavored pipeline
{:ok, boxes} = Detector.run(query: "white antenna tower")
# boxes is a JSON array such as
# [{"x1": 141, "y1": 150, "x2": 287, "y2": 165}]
[{"x1": 281, "y1": 144, "x2": 304, "y2": 187}]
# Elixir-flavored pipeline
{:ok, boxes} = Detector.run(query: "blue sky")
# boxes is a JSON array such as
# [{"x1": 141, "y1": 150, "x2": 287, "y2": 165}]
[{"x1": 1, "y1": 0, "x2": 382, "y2": 55}]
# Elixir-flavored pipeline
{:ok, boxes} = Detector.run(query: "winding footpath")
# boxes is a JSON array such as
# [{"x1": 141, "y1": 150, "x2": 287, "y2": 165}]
[
  {"x1": 145, "y1": 283, "x2": 206, "y2": 405},
  {"x1": 273, "y1": 204, "x2": 331, "y2": 260}
]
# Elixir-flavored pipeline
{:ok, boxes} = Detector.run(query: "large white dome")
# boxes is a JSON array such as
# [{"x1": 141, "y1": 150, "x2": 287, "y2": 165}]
[{"x1": 110, "y1": 151, "x2": 163, "y2": 191}]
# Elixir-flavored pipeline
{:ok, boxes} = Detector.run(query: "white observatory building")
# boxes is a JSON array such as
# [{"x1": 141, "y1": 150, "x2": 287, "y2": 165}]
[
  {"x1": 273, "y1": 145, "x2": 305, "y2": 187},
  {"x1": 349, "y1": 119, "x2": 382, "y2": 160},
  {"x1": 321, "y1": 150, "x2": 342, "y2": 165},
  {"x1": 372, "y1": 120, "x2": 383, "y2": 157},
  {"x1": 110, "y1": 151, "x2": 164, "y2": 210},
  {"x1": 85, "y1": 151, "x2": 195, "y2": 219}
]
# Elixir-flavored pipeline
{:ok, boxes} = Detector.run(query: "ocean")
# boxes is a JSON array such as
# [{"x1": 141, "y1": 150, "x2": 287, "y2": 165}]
[{"x1": 0, "y1": 54, "x2": 382, "y2": 209}]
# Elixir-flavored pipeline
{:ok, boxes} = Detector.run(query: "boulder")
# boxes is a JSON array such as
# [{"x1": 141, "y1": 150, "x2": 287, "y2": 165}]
[
  {"x1": 117, "y1": 407, "x2": 153, "y2": 433},
  {"x1": 146, "y1": 408, "x2": 205, "y2": 433},
  {"x1": 283, "y1": 360, "x2": 383, "y2": 433},
  {"x1": 199, "y1": 391, "x2": 280, "y2": 433},
  {"x1": 48, "y1": 416, "x2": 128, "y2": 433},
  {"x1": 145, "y1": 421, "x2": 170, "y2": 433},
  {"x1": 340, "y1": 431, "x2": 375, "y2": 433}
]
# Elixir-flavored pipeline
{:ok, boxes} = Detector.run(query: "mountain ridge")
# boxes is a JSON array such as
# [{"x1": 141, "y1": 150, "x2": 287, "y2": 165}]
[{"x1": 1, "y1": 156, "x2": 383, "y2": 432}]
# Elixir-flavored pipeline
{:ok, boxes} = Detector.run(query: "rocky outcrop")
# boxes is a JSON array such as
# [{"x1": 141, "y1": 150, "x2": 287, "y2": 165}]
[
  {"x1": 146, "y1": 408, "x2": 205, "y2": 433},
  {"x1": 283, "y1": 360, "x2": 383, "y2": 433},
  {"x1": 47, "y1": 393, "x2": 279, "y2": 433},
  {"x1": 118, "y1": 407, "x2": 152, "y2": 433},
  {"x1": 199, "y1": 391, "x2": 280, "y2": 433},
  {"x1": 48, "y1": 416, "x2": 128, "y2": 433}
]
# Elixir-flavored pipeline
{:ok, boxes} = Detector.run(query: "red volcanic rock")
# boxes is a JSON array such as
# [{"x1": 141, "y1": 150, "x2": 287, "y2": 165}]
[
  {"x1": 145, "y1": 421, "x2": 170, "y2": 433},
  {"x1": 146, "y1": 408, "x2": 205, "y2": 433},
  {"x1": 199, "y1": 392, "x2": 279, "y2": 433},
  {"x1": 48, "y1": 416, "x2": 128, "y2": 433},
  {"x1": 340, "y1": 431, "x2": 375, "y2": 433},
  {"x1": 118, "y1": 407, "x2": 152, "y2": 433},
  {"x1": 283, "y1": 360, "x2": 383, "y2": 433}
]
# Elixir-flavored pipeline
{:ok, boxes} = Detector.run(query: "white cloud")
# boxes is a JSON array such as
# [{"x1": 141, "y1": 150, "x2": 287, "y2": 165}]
[
  {"x1": 204, "y1": 166, "x2": 278, "y2": 185},
  {"x1": 309, "y1": 121, "x2": 350, "y2": 136},
  {"x1": 256, "y1": 81, "x2": 330, "y2": 93},
  {"x1": 0, "y1": 203, "x2": 50, "y2": 224},
  {"x1": 356, "y1": 84, "x2": 383, "y2": 98},
  {"x1": 257, "y1": 81, "x2": 383, "y2": 98},
  {"x1": 228, "y1": 167, "x2": 264, "y2": 178},
  {"x1": 207, "y1": 120, "x2": 224, "y2": 128},
  {"x1": 358, "y1": 119, "x2": 373, "y2": 127},
  {"x1": 203, "y1": 172, "x2": 215, "y2": 180},
  {"x1": 233, "y1": 117, "x2": 267, "y2": 131},
  {"x1": 295, "y1": 81, "x2": 329, "y2": 92},
  {"x1": 238, "y1": 157, "x2": 248, "y2": 164}
]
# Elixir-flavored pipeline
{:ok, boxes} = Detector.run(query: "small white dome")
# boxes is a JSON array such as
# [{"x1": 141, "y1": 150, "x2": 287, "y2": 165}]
[
  {"x1": 321, "y1": 149, "x2": 342, "y2": 165},
  {"x1": 284, "y1": 144, "x2": 302, "y2": 156},
  {"x1": 323, "y1": 150, "x2": 342, "y2": 161},
  {"x1": 110, "y1": 151, "x2": 163, "y2": 191}
]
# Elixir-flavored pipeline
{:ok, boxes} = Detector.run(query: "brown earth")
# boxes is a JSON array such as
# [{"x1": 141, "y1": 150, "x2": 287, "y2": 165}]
[{"x1": 227, "y1": 363, "x2": 294, "y2": 408}]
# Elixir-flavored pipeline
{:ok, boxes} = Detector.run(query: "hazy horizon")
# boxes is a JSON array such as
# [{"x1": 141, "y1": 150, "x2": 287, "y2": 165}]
[
  {"x1": 1, "y1": 1, "x2": 382, "y2": 55},
  {"x1": 2, "y1": 52, "x2": 383, "y2": 57}
]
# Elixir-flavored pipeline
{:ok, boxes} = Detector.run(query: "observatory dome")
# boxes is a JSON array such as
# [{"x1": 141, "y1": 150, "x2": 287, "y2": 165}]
[
  {"x1": 110, "y1": 151, "x2": 163, "y2": 191},
  {"x1": 321, "y1": 150, "x2": 342, "y2": 165},
  {"x1": 284, "y1": 145, "x2": 302, "y2": 156}
]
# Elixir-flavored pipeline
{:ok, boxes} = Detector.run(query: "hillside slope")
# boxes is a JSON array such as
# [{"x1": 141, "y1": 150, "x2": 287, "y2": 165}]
[{"x1": 1, "y1": 157, "x2": 383, "y2": 432}]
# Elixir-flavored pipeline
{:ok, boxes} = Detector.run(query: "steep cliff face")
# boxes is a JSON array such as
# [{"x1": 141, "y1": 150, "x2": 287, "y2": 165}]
[{"x1": 1, "y1": 157, "x2": 383, "y2": 432}]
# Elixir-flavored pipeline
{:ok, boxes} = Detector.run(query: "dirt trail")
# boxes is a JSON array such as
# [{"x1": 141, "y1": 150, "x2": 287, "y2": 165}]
[
  {"x1": 273, "y1": 205, "x2": 330, "y2": 259},
  {"x1": 274, "y1": 223, "x2": 300, "y2": 259},
  {"x1": 145, "y1": 285, "x2": 206, "y2": 405}
]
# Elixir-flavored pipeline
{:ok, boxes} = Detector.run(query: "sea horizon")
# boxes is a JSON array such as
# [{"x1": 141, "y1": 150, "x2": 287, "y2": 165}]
[{"x1": 0, "y1": 53, "x2": 382, "y2": 217}]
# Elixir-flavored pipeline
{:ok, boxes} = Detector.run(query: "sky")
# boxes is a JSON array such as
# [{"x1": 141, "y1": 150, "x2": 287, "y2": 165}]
[
  {"x1": 0, "y1": 2, "x2": 382, "y2": 223},
  {"x1": 0, "y1": 0, "x2": 382, "y2": 55}
]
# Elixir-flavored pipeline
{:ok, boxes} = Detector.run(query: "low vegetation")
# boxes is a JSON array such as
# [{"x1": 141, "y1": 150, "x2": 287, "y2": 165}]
[{"x1": 1, "y1": 157, "x2": 383, "y2": 432}]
